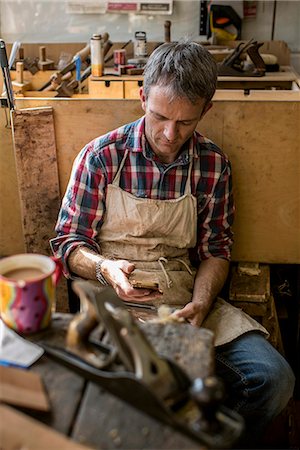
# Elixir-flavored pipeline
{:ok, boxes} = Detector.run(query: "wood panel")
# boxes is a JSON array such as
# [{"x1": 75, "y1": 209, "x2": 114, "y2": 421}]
[
  {"x1": 11, "y1": 107, "x2": 61, "y2": 255},
  {"x1": 2, "y1": 96, "x2": 300, "y2": 264}
]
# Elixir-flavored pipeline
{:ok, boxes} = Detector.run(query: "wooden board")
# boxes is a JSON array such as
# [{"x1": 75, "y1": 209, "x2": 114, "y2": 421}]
[
  {"x1": 10, "y1": 106, "x2": 69, "y2": 311},
  {"x1": 11, "y1": 106, "x2": 61, "y2": 255},
  {"x1": 0, "y1": 366, "x2": 50, "y2": 411},
  {"x1": 0, "y1": 404, "x2": 91, "y2": 450}
]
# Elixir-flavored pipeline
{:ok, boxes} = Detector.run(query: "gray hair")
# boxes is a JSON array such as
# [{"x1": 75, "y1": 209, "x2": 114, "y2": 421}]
[{"x1": 143, "y1": 39, "x2": 218, "y2": 105}]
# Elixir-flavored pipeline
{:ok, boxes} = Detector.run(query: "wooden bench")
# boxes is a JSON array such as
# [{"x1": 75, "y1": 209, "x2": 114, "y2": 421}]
[{"x1": 229, "y1": 263, "x2": 284, "y2": 353}]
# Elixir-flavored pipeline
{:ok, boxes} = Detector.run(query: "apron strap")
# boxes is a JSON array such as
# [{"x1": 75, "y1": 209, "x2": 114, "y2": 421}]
[
  {"x1": 158, "y1": 256, "x2": 193, "y2": 289},
  {"x1": 184, "y1": 155, "x2": 194, "y2": 196},
  {"x1": 112, "y1": 149, "x2": 129, "y2": 186}
]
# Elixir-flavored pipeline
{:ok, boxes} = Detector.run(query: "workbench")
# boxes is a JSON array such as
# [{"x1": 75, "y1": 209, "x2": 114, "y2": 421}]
[{"x1": 2, "y1": 313, "x2": 215, "y2": 450}]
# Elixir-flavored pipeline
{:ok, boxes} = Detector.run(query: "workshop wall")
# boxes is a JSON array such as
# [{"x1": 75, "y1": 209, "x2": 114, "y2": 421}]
[{"x1": 0, "y1": 1, "x2": 299, "y2": 71}]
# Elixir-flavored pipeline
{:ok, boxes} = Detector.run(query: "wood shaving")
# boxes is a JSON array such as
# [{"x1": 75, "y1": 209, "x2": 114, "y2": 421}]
[{"x1": 148, "y1": 305, "x2": 185, "y2": 324}]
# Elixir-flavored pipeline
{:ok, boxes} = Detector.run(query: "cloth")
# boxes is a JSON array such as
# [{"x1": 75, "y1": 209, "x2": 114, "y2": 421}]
[
  {"x1": 215, "y1": 332, "x2": 295, "y2": 445},
  {"x1": 0, "y1": 319, "x2": 44, "y2": 368},
  {"x1": 50, "y1": 116, "x2": 234, "y2": 275}
]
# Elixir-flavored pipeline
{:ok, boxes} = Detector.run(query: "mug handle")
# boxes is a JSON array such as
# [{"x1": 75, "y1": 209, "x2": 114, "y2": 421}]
[{"x1": 50, "y1": 256, "x2": 63, "y2": 286}]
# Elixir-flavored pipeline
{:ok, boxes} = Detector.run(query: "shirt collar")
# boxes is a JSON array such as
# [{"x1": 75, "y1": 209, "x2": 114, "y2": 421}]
[{"x1": 124, "y1": 116, "x2": 199, "y2": 164}]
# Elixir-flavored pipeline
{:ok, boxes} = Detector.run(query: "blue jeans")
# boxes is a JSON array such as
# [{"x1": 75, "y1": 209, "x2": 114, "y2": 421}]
[{"x1": 215, "y1": 332, "x2": 295, "y2": 446}]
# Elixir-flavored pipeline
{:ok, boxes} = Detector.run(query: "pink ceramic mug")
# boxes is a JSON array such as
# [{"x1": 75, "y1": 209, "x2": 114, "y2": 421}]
[{"x1": 0, "y1": 253, "x2": 62, "y2": 334}]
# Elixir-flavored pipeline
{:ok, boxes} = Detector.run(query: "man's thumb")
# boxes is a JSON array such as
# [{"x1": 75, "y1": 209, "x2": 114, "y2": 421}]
[{"x1": 121, "y1": 260, "x2": 135, "y2": 275}]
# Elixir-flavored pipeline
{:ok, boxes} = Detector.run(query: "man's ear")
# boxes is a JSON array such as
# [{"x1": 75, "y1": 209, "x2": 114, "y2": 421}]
[
  {"x1": 140, "y1": 87, "x2": 146, "y2": 112},
  {"x1": 201, "y1": 101, "x2": 213, "y2": 119}
]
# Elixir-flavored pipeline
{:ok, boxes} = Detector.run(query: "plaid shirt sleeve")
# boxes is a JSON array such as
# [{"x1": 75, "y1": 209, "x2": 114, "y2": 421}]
[
  {"x1": 50, "y1": 141, "x2": 106, "y2": 275},
  {"x1": 196, "y1": 155, "x2": 235, "y2": 261}
]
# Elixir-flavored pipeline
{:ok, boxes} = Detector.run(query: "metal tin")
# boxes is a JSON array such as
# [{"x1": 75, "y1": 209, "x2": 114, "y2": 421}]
[
  {"x1": 114, "y1": 49, "x2": 126, "y2": 69},
  {"x1": 90, "y1": 34, "x2": 104, "y2": 77},
  {"x1": 134, "y1": 31, "x2": 147, "y2": 58}
]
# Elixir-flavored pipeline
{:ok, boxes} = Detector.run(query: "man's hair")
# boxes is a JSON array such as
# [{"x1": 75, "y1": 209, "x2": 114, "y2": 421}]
[{"x1": 143, "y1": 39, "x2": 218, "y2": 105}]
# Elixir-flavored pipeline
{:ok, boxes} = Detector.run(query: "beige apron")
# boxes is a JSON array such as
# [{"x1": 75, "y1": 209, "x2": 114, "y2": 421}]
[{"x1": 98, "y1": 150, "x2": 268, "y2": 346}]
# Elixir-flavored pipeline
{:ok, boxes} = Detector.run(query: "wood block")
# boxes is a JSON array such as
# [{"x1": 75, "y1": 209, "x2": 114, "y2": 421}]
[
  {"x1": 12, "y1": 80, "x2": 32, "y2": 94},
  {"x1": 229, "y1": 264, "x2": 270, "y2": 302},
  {"x1": 38, "y1": 59, "x2": 55, "y2": 71},
  {"x1": 141, "y1": 322, "x2": 214, "y2": 379},
  {"x1": 72, "y1": 321, "x2": 213, "y2": 450},
  {"x1": 0, "y1": 366, "x2": 50, "y2": 411}
]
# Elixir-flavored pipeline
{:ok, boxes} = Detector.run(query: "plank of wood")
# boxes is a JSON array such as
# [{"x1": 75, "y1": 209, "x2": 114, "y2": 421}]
[
  {"x1": 0, "y1": 366, "x2": 50, "y2": 411},
  {"x1": 11, "y1": 106, "x2": 68, "y2": 311},
  {"x1": 11, "y1": 107, "x2": 61, "y2": 255},
  {"x1": 0, "y1": 404, "x2": 91, "y2": 450}
]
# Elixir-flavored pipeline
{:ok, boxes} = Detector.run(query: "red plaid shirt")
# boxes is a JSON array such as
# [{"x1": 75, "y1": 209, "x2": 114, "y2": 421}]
[{"x1": 51, "y1": 117, "x2": 234, "y2": 272}]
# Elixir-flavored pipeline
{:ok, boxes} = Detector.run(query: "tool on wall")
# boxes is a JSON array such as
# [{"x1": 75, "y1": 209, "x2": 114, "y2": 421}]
[
  {"x1": 0, "y1": 39, "x2": 15, "y2": 111},
  {"x1": 38, "y1": 46, "x2": 55, "y2": 71},
  {"x1": 208, "y1": 4, "x2": 242, "y2": 42},
  {"x1": 14, "y1": 47, "x2": 39, "y2": 75},
  {"x1": 40, "y1": 281, "x2": 244, "y2": 449},
  {"x1": 38, "y1": 42, "x2": 91, "y2": 91},
  {"x1": 12, "y1": 61, "x2": 32, "y2": 94},
  {"x1": 218, "y1": 39, "x2": 266, "y2": 76},
  {"x1": 164, "y1": 20, "x2": 172, "y2": 43}
]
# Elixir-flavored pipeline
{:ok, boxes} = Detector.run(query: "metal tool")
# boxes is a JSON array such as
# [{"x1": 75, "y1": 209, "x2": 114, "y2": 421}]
[
  {"x1": 0, "y1": 39, "x2": 15, "y2": 110},
  {"x1": 38, "y1": 42, "x2": 91, "y2": 91},
  {"x1": 40, "y1": 281, "x2": 243, "y2": 448},
  {"x1": 218, "y1": 39, "x2": 266, "y2": 77}
]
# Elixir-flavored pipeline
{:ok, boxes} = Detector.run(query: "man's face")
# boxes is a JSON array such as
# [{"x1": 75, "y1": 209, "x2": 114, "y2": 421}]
[{"x1": 140, "y1": 85, "x2": 211, "y2": 164}]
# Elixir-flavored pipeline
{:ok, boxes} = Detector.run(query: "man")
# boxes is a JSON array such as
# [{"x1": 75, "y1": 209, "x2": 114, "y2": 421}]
[{"x1": 51, "y1": 40, "x2": 294, "y2": 445}]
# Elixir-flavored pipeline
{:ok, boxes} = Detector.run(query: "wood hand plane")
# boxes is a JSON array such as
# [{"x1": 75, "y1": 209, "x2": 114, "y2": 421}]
[
  {"x1": 218, "y1": 38, "x2": 266, "y2": 77},
  {"x1": 40, "y1": 281, "x2": 244, "y2": 449}
]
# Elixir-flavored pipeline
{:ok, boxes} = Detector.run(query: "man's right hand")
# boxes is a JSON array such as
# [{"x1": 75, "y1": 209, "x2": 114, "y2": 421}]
[{"x1": 101, "y1": 259, "x2": 162, "y2": 302}]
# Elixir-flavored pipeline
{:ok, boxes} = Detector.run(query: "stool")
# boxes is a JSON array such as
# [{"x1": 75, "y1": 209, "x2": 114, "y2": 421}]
[{"x1": 229, "y1": 263, "x2": 284, "y2": 354}]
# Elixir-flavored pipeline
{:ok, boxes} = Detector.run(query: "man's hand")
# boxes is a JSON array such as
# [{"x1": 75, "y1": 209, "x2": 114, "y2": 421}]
[
  {"x1": 101, "y1": 259, "x2": 162, "y2": 302},
  {"x1": 172, "y1": 257, "x2": 230, "y2": 327},
  {"x1": 171, "y1": 301, "x2": 208, "y2": 327}
]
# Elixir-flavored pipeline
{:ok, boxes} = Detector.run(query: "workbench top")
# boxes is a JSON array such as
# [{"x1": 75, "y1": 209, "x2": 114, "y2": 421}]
[{"x1": 17, "y1": 313, "x2": 215, "y2": 449}]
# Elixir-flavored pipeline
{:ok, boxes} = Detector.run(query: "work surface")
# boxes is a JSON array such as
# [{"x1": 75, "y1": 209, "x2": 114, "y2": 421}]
[{"x1": 22, "y1": 313, "x2": 215, "y2": 449}]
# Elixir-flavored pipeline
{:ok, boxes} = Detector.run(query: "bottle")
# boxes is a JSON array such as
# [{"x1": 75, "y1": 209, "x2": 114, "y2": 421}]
[
  {"x1": 90, "y1": 34, "x2": 104, "y2": 77},
  {"x1": 134, "y1": 31, "x2": 147, "y2": 58}
]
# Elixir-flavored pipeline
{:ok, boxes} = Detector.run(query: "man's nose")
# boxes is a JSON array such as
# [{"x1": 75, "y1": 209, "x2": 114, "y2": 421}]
[{"x1": 163, "y1": 122, "x2": 178, "y2": 141}]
